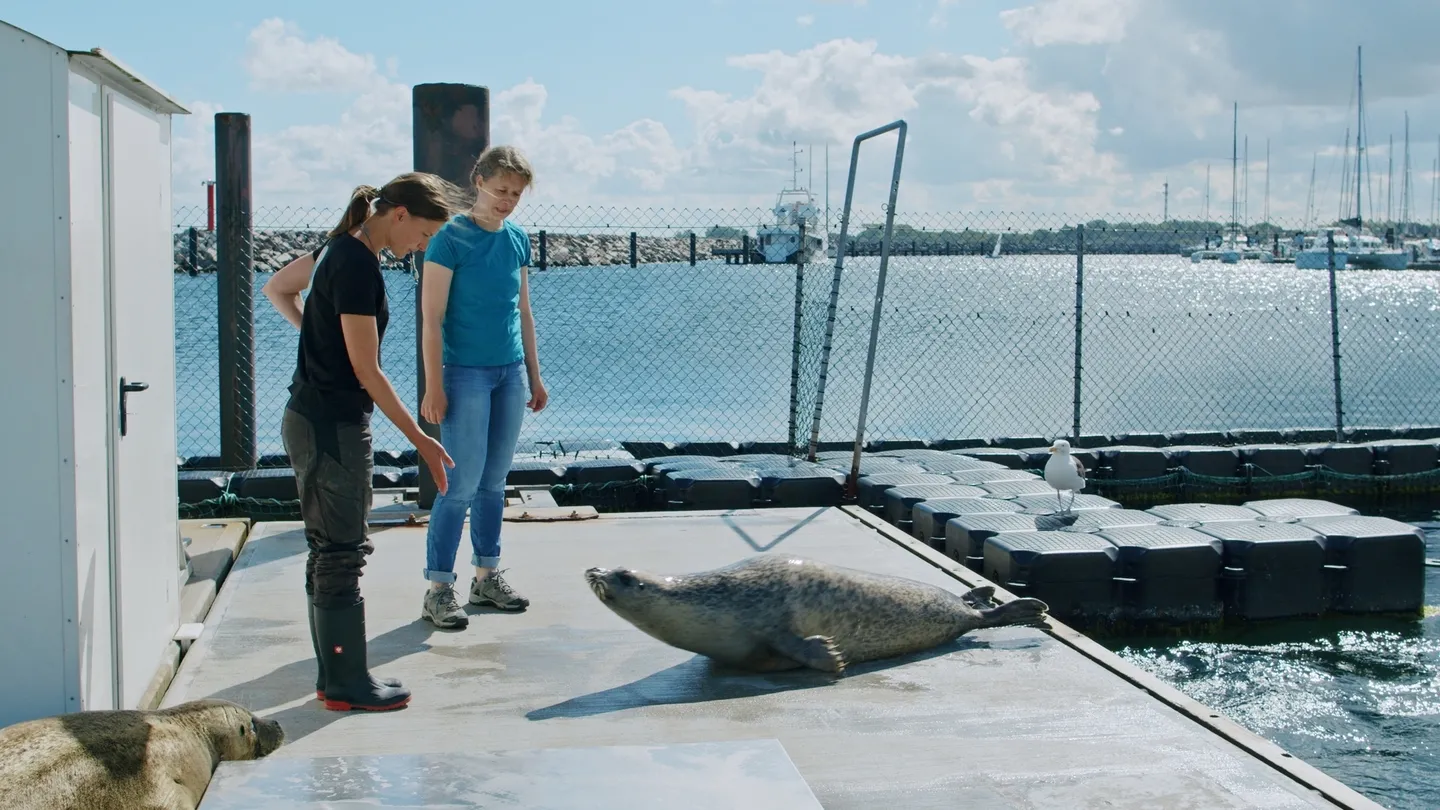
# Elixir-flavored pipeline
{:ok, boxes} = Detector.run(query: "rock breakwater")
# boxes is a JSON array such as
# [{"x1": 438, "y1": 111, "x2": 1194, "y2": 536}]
[{"x1": 173, "y1": 228, "x2": 744, "y2": 273}]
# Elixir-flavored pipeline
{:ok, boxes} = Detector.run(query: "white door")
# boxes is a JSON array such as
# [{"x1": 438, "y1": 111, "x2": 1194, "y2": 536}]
[{"x1": 104, "y1": 87, "x2": 181, "y2": 709}]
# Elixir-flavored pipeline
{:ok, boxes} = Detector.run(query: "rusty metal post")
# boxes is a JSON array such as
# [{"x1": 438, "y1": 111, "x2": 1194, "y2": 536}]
[
  {"x1": 215, "y1": 112, "x2": 256, "y2": 471},
  {"x1": 412, "y1": 84, "x2": 490, "y2": 508}
]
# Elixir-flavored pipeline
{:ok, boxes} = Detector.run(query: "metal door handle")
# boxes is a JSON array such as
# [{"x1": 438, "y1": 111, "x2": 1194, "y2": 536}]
[{"x1": 120, "y1": 377, "x2": 148, "y2": 437}]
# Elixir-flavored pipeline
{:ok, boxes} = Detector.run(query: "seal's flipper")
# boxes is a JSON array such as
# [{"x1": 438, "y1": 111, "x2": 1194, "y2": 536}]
[
  {"x1": 978, "y1": 597, "x2": 1050, "y2": 629},
  {"x1": 771, "y1": 633, "x2": 847, "y2": 674},
  {"x1": 961, "y1": 585, "x2": 996, "y2": 608}
]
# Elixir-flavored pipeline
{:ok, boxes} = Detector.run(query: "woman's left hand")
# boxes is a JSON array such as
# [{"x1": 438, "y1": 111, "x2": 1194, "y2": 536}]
[{"x1": 527, "y1": 376, "x2": 549, "y2": 413}]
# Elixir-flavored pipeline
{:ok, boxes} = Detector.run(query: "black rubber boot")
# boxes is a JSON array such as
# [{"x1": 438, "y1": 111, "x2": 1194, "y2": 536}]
[
  {"x1": 309, "y1": 601, "x2": 398, "y2": 701},
  {"x1": 313, "y1": 598, "x2": 410, "y2": 712}
]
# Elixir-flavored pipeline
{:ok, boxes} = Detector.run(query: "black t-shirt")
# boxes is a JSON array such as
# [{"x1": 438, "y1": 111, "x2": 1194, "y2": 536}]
[{"x1": 286, "y1": 233, "x2": 389, "y2": 423}]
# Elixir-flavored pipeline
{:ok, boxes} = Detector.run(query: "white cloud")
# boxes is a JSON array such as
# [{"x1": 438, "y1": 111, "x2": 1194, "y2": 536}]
[
  {"x1": 929, "y1": 0, "x2": 962, "y2": 29},
  {"x1": 1000, "y1": 0, "x2": 1138, "y2": 46},
  {"x1": 243, "y1": 18, "x2": 378, "y2": 93},
  {"x1": 797, "y1": 14, "x2": 815, "y2": 26},
  {"x1": 172, "y1": 5, "x2": 1440, "y2": 221}
]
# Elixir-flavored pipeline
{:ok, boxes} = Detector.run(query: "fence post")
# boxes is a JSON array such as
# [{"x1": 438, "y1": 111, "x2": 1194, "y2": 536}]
[
  {"x1": 187, "y1": 226, "x2": 198, "y2": 275},
  {"x1": 1327, "y1": 230, "x2": 1345, "y2": 440},
  {"x1": 689, "y1": 232, "x2": 697, "y2": 266},
  {"x1": 214, "y1": 112, "x2": 256, "y2": 471},
  {"x1": 630, "y1": 231, "x2": 637, "y2": 268},
  {"x1": 537, "y1": 229, "x2": 547, "y2": 270},
  {"x1": 787, "y1": 223, "x2": 807, "y2": 454},
  {"x1": 1072, "y1": 224, "x2": 1085, "y2": 440},
  {"x1": 412, "y1": 83, "x2": 490, "y2": 509}
]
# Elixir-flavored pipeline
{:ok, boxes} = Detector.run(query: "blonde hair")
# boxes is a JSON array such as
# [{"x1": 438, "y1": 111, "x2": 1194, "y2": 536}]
[{"x1": 471, "y1": 145, "x2": 535, "y2": 187}]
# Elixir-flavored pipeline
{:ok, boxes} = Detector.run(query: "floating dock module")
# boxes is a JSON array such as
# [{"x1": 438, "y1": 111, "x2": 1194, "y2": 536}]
[
  {"x1": 822, "y1": 457, "x2": 925, "y2": 476},
  {"x1": 1239, "y1": 444, "x2": 1309, "y2": 476},
  {"x1": 1009, "y1": 493, "x2": 1122, "y2": 513},
  {"x1": 754, "y1": 466, "x2": 845, "y2": 507},
  {"x1": 855, "y1": 472, "x2": 954, "y2": 511},
  {"x1": 1162, "y1": 445, "x2": 1240, "y2": 477},
  {"x1": 1298, "y1": 515, "x2": 1428, "y2": 614},
  {"x1": 179, "y1": 470, "x2": 230, "y2": 502},
  {"x1": 975, "y1": 479, "x2": 1057, "y2": 498},
  {"x1": 1092, "y1": 445, "x2": 1171, "y2": 479},
  {"x1": 945, "y1": 468, "x2": 1039, "y2": 486},
  {"x1": 952, "y1": 447, "x2": 1030, "y2": 468},
  {"x1": 1096, "y1": 525, "x2": 1225, "y2": 623},
  {"x1": 563, "y1": 458, "x2": 646, "y2": 485},
  {"x1": 945, "y1": 512, "x2": 1054, "y2": 568},
  {"x1": 1193, "y1": 520, "x2": 1328, "y2": 620},
  {"x1": 983, "y1": 531, "x2": 1121, "y2": 623},
  {"x1": 1367, "y1": 439, "x2": 1440, "y2": 475},
  {"x1": 1304, "y1": 442, "x2": 1375, "y2": 475},
  {"x1": 506, "y1": 460, "x2": 567, "y2": 486},
  {"x1": 229, "y1": 467, "x2": 298, "y2": 500},
  {"x1": 1241, "y1": 498, "x2": 1357, "y2": 521},
  {"x1": 645, "y1": 456, "x2": 728, "y2": 475},
  {"x1": 881, "y1": 483, "x2": 987, "y2": 528},
  {"x1": 662, "y1": 467, "x2": 761, "y2": 510},
  {"x1": 1147, "y1": 502, "x2": 1262, "y2": 524},
  {"x1": 1058, "y1": 508, "x2": 1165, "y2": 534},
  {"x1": 911, "y1": 497, "x2": 1023, "y2": 545}
]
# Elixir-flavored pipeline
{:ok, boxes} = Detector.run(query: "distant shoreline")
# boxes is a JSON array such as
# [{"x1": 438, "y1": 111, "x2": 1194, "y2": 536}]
[{"x1": 171, "y1": 228, "x2": 746, "y2": 272}]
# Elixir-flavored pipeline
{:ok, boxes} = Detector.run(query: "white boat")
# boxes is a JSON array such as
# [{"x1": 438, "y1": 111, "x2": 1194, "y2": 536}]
[
  {"x1": 1328, "y1": 46, "x2": 1409, "y2": 271},
  {"x1": 1190, "y1": 103, "x2": 1270, "y2": 264},
  {"x1": 755, "y1": 144, "x2": 824, "y2": 264},
  {"x1": 1294, "y1": 228, "x2": 1351, "y2": 270},
  {"x1": 986, "y1": 232, "x2": 1003, "y2": 259}
]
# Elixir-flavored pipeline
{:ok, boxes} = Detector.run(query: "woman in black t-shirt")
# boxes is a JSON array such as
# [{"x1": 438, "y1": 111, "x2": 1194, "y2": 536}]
[{"x1": 261, "y1": 172, "x2": 458, "y2": 712}]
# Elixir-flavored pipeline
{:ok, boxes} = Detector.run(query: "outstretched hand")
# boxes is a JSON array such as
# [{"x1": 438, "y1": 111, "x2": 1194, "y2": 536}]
[{"x1": 416, "y1": 434, "x2": 455, "y2": 494}]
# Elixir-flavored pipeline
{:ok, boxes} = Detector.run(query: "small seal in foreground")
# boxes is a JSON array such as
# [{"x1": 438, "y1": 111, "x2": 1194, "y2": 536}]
[
  {"x1": 584, "y1": 555, "x2": 1049, "y2": 674},
  {"x1": 0, "y1": 698, "x2": 284, "y2": 810}
]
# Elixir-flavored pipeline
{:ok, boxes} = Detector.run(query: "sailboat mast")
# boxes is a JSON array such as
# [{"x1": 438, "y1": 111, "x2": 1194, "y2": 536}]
[
  {"x1": 1307, "y1": 153, "x2": 1318, "y2": 228},
  {"x1": 1402, "y1": 113, "x2": 1411, "y2": 233},
  {"x1": 1231, "y1": 102, "x2": 1238, "y2": 239},
  {"x1": 1264, "y1": 138, "x2": 1270, "y2": 225},
  {"x1": 1355, "y1": 45, "x2": 1364, "y2": 227}
]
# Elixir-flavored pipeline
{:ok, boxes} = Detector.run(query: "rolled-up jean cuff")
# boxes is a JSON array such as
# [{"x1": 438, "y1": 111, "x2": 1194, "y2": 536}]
[
  {"x1": 473, "y1": 554, "x2": 501, "y2": 569},
  {"x1": 423, "y1": 568, "x2": 458, "y2": 584}
]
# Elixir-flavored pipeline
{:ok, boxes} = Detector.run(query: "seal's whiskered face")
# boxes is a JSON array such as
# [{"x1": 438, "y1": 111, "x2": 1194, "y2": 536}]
[{"x1": 584, "y1": 567, "x2": 663, "y2": 615}]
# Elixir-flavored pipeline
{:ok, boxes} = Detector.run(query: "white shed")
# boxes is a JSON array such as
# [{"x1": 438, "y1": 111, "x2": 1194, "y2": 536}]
[{"x1": 0, "y1": 19, "x2": 189, "y2": 725}]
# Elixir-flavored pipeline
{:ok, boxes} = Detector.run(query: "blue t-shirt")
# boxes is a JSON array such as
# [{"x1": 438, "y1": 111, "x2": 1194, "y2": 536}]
[{"x1": 424, "y1": 214, "x2": 532, "y2": 367}]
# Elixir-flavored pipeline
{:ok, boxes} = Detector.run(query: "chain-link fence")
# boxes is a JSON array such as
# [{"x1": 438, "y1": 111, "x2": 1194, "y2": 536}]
[{"x1": 173, "y1": 203, "x2": 1440, "y2": 500}]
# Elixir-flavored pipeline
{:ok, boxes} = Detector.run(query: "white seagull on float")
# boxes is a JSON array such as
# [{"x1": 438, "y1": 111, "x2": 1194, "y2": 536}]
[{"x1": 1044, "y1": 439, "x2": 1086, "y2": 514}]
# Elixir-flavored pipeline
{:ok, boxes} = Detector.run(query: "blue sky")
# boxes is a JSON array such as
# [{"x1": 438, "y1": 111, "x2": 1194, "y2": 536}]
[{"x1": 6, "y1": 0, "x2": 1440, "y2": 224}]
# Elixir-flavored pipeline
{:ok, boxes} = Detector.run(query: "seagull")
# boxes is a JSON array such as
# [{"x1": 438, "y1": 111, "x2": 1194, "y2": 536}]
[{"x1": 1044, "y1": 439, "x2": 1086, "y2": 515}]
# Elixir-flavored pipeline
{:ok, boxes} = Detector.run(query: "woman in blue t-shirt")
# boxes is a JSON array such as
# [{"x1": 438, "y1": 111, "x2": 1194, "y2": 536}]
[{"x1": 417, "y1": 145, "x2": 549, "y2": 629}]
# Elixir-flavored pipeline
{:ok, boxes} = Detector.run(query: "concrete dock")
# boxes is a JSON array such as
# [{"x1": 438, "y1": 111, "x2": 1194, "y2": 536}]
[{"x1": 165, "y1": 505, "x2": 1383, "y2": 808}]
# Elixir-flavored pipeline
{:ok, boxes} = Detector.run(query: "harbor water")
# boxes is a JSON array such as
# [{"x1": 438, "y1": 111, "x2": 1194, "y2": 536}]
[
  {"x1": 173, "y1": 252, "x2": 1440, "y2": 809},
  {"x1": 1106, "y1": 526, "x2": 1439, "y2": 810},
  {"x1": 173, "y1": 252, "x2": 1440, "y2": 460}
]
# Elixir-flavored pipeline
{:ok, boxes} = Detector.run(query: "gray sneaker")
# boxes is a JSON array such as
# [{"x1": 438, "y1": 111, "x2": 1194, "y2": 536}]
[
  {"x1": 422, "y1": 584, "x2": 470, "y2": 629},
  {"x1": 470, "y1": 569, "x2": 529, "y2": 611}
]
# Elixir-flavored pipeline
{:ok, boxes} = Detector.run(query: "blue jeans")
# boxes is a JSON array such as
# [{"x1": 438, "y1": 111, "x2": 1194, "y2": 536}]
[{"x1": 423, "y1": 361, "x2": 527, "y2": 583}]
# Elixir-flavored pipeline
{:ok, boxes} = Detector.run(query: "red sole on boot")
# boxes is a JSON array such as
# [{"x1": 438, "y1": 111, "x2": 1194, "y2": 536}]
[{"x1": 322, "y1": 696, "x2": 410, "y2": 712}]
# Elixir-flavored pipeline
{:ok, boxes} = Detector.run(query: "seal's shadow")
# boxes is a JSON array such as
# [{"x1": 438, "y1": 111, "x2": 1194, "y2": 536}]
[{"x1": 526, "y1": 637, "x2": 992, "y2": 721}]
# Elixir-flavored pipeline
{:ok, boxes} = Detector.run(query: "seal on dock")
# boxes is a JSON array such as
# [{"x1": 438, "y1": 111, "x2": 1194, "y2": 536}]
[
  {"x1": 584, "y1": 554, "x2": 1049, "y2": 674},
  {"x1": 0, "y1": 698, "x2": 284, "y2": 810}
]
